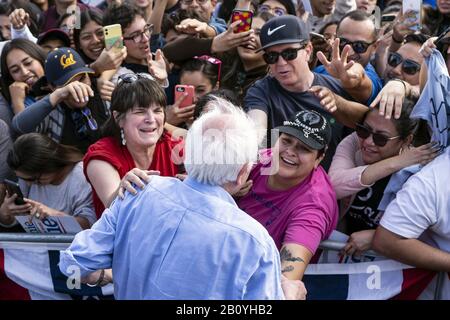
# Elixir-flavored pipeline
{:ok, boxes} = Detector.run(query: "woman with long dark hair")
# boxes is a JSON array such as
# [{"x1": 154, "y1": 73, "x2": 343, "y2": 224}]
[
  {"x1": 329, "y1": 97, "x2": 439, "y2": 256},
  {"x1": 72, "y1": 8, "x2": 127, "y2": 77},
  {"x1": 0, "y1": 133, "x2": 96, "y2": 230},
  {"x1": 0, "y1": 39, "x2": 46, "y2": 115}
]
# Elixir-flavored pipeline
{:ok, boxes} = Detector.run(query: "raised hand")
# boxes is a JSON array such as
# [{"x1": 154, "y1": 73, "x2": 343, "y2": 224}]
[
  {"x1": 370, "y1": 79, "x2": 407, "y2": 119},
  {"x1": 50, "y1": 80, "x2": 94, "y2": 107},
  {"x1": 97, "y1": 78, "x2": 116, "y2": 102},
  {"x1": 148, "y1": 49, "x2": 168, "y2": 84},
  {"x1": 9, "y1": 8, "x2": 30, "y2": 30},
  {"x1": 317, "y1": 38, "x2": 358, "y2": 86},
  {"x1": 309, "y1": 86, "x2": 337, "y2": 113},
  {"x1": 419, "y1": 36, "x2": 438, "y2": 59},
  {"x1": 397, "y1": 142, "x2": 442, "y2": 167},
  {"x1": 211, "y1": 20, "x2": 254, "y2": 53},
  {"x1": 175, "y1": 18, "x2": 211, "y2": 37},
  {"x1": 166, "y1": 94, "x2": 196, "y2": 126}
]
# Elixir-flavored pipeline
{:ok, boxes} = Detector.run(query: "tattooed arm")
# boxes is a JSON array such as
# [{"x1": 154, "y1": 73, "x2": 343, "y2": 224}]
[{"x1": 280, "y1": 244, "x2": 313, "y2": 280}]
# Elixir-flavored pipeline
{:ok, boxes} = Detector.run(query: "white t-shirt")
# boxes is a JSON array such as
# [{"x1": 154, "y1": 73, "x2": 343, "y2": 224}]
[{"x1": 380, "y1": 147, "x2": 450, "y2": 299}]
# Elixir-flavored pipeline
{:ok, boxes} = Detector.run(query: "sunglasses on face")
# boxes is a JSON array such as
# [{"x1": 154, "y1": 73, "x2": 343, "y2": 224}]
[
  {"x1": 355, "y1": 123, "x2": 401, "y2": 147},
  {"x1": 263, "y1": 44, "x2": 307, "y2": 64},
  {"x1": 387, "y1": 52, "x2": 421, "y2": 75},
  {"x1": 338, "y1": 37, "x2": 375, "y2": 54}
]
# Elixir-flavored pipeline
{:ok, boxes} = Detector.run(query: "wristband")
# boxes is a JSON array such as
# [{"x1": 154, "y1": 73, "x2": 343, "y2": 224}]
[{"x1": 392, "y1": 34, "x2": 403, "y2": 44}]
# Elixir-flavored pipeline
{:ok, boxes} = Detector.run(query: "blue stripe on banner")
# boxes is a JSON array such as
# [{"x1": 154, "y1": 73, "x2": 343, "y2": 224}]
[
  {"x1": 303, "y1": 274, "x2": 349, "y2": 300},
  {"x1": 48, "y1": 251, "x2": 114, "y2": 300}
]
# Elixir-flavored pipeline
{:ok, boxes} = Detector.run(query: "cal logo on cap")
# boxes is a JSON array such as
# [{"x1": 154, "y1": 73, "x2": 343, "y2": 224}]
[{"x1": 60, "y1": 52, "x2": 76, "y2": 69}]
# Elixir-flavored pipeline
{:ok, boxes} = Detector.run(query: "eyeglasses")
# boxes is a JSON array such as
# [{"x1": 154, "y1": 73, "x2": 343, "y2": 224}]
[
  {"x1": 123, "y1": 24, "x2": 153, "y2": 43},
  {"x1": 338, "y1": 37, "x2": 375, "y2": 54},
  {"x1": 194, "y1": 55, "x2": 222, "y2": 82},
  {"x1": 355, "y1": 123, "x2": 401, "y2": 147},
  {"x1": 71, "y1": 107, "x2": 98, "y2": 140},
  {"x1": 180, "y1": 0, "x2": 209, "y2": 5},
  {"x1": 117, "y1": 73, "x2": 154, "y2": 85},
  {"x1": 262, "y1": 44, "x2": 306, "y2": 64},
  {"x1": 81, "y1": 107, "x2": 98, "y2": 131},
  {"x1": 387, "y1": 52, "x2": 421, "y2": 75},
  {"x1": 258, "y1": 4, "x2": 286, "y2": 16}
]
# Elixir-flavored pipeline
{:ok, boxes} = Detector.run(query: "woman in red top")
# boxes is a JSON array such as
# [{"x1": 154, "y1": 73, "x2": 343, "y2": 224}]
[{"x1": 84, "y1": 74, "x2": 183, "y2": 218}]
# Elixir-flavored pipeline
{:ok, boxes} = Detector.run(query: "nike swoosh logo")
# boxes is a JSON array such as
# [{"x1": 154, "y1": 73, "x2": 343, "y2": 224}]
[{"x1": 267, "y1": 25, "x2": 286, "y2": 36}]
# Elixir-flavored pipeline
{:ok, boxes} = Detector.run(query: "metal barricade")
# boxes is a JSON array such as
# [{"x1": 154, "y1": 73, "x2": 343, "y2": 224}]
[{"x1": 0, "y1": 233, "x2": 445, "y2": 299}]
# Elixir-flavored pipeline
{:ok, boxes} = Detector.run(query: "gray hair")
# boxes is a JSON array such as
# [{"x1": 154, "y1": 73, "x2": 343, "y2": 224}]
[{"x1": 184, "y1": 96, "x2": 258, "y2": 186}]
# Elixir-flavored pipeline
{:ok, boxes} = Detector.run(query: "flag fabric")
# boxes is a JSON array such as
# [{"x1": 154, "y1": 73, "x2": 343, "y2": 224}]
[
  {"x1": 304, "y1": 259, "x2": 436, "y2": 300},
  {"x1": 304, "y1": 231, "x2": 440, "y2": 300},
  {"x1": 0, "y1": 248, "x2": 114, "y2": 300}
]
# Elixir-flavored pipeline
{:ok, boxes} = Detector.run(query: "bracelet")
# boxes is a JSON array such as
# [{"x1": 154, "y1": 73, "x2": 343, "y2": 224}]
[
  {"x1": 86, "y1": 269, "x2": 105, "y2": 287},
  {"x1": 391, "y1": 78, "x2": 407, "y2": 95},
  {"x1": 392, "y1": 34, "x2": 404, "y2": 44}
]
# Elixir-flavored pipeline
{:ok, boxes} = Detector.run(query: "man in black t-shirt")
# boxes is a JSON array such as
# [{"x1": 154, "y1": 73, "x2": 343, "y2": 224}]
[{"x1": 244, "y1": 15, "x2": 369, "y2": 170}]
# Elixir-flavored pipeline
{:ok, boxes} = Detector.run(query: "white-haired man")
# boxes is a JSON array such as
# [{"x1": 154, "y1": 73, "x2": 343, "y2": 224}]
[{"x1": 59, "y1": 97, "x2": 303, "y2": 299}]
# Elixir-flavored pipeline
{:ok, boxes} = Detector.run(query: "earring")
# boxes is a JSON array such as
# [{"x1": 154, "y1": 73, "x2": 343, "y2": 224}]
[{"x1": 120, "y1": 128, "x2": 126, "y2": 146}]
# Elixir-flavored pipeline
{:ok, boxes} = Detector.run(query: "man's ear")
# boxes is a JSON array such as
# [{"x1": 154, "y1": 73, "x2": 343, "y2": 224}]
[{"x1": 305, "y1": 41, "x2": 313, "y2": 61}]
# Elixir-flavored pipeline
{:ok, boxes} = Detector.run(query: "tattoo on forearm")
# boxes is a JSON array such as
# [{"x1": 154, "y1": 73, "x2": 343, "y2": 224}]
[
  {"x1": 282, "y1": 266, "x2": 294, "y2": 274},
  {"x1": 280, "y1": 247, "x2": 305, "y2": 263}
]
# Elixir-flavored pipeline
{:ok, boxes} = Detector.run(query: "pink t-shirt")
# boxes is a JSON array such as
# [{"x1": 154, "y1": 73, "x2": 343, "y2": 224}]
[{"x1": 238, "y1": 151, "x2": 339, "y2": 253}]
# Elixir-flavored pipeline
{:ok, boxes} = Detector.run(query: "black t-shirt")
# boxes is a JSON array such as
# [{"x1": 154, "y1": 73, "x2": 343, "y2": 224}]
[
  {"x1": 344, "y1": 175, "x2": 392, "y2": 234},
  {"x1": 244, "y1": 73, "x2": 354, "y2": 171}
]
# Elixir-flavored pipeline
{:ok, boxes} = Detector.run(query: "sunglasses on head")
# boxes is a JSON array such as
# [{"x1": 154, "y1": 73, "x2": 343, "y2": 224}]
[
  {"x1": 118, "y1": 73, "x2": 154, "y2": 85},
  {"x1": 263, "y1": 44, "x2": 307, "y2": 64},
  {"x1": 387, "y1": 52, "x2": 421, "y2": 75},
  {"x1": 355, "y1": 123, "x2": 400, "y2": 147},
  {"x1": 338, "y1": 37, "x2": 375, "y2": 54},
  {"x1": 194, "y1": 55, "x2": 222, "y2": 82}
]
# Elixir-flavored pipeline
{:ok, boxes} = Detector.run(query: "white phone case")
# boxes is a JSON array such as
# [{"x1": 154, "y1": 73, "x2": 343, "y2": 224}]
[{"x1": 403, "y1": 0, "x2": 422, "y2": 31}]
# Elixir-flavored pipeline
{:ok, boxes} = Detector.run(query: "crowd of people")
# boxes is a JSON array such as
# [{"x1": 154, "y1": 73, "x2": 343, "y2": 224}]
[{"x1": 0, "y1": 0, "x2": 450, "y2": 300}]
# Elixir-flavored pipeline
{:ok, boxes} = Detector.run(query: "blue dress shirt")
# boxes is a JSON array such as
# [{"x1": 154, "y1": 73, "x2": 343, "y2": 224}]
[{"x1": 59, "y1": 176, "x2": 284, "y2": 300}]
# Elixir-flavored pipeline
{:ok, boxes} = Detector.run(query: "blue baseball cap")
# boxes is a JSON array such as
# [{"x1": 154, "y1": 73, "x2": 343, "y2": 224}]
[{"x1": 44, "y1": 47, "x2": 94, "y2": 86}]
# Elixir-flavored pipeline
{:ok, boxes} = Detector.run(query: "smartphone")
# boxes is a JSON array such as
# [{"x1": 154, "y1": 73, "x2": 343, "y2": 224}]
[
  {"x1": 231, "y1": 9, "x2": 253, "y2": 33},
  {"x1": 175, "y1": 85, "x2": 195, "y2": 108},
  {"x1": 4, "y1": 179, "x2": 26, "y2": 205},
  {"x1": 381, "y1": 14, "x2": 396, "y2": 27},
  {"x1": 403, "y1": 0, "x2": 422, "y2": 31},
  {"x1": 103, "y1": 24, "x2": 124, "y2": 52}
]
